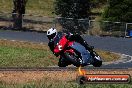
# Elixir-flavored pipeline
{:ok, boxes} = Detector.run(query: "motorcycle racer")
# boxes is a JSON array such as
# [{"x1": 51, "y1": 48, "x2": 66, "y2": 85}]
[{"x1": 47, "y1": 28, "x2": 102, "y2": 67}]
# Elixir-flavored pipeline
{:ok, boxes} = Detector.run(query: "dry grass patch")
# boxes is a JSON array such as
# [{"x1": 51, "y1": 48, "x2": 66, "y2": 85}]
[
  {"x1": 0, "y1": 39, "x2": 48, "y2": 50},
  {"x1": 0, "y1": 69, "x2": 131, "y2": 85},
  {"x1": 95, "y1": 49, "x2": 121, "y2": 62},
  {"x1": 0, "y1": 71, "x2": 77, "y2": 84}
]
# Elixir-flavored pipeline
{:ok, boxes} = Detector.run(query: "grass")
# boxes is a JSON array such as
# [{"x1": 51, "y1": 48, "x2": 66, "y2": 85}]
[
  {"x1": 96, "y1": 49, "x2": 121, "y2": 62},
  {"x1": 0, "y1": 46, "x2": 56, "y2": 67},
  {"x1": 0, "y1": 69, "x2": 132, "y2": 88},
  {"x1": 0, "y1": 70, "x2": 131, "y2": 85},
  {"x1": 0, "y1": 39, "x2": 124, "y2": 88},
  {"x1": 0, "y1": 39, "x2": 120, "y2": 67},
  {"x1": 0, "y1": 0, "x2": 13, "y2": 13},
  {"x1": 0, "y1": 39, "x2": 57, "y2": 67},
  {"x1": 0, "y1": 0, "x2": 105, "y2": 17},
  {"x1": 0, "y1": 70, "x2": 131, "y2": 88},
  {"x1": 0, "y1": 0, "x2": 55, "y2": 16},
  {"x1": 26, "y1": 0, "x2": 54, "y2": 16},
  {"x1": 21, "y1": 81, "x2": 132, "y2": 88}
]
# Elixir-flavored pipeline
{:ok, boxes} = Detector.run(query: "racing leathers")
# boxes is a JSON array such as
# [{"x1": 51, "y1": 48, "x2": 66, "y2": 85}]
[{"x1": 48, "y1": 32, "x2": 95, "y2": 67}]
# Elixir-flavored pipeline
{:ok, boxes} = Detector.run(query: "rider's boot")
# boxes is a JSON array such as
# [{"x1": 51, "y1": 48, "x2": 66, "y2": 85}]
[
  {"x1": 82, "y1": 41, "x2": 95, "y2": 57},
  {"x1": 83, "y1": 42, "x2": 101, "y2": 62},
  {"x1": 76, "y1": 39, "x2": 102, "y2": 67}
]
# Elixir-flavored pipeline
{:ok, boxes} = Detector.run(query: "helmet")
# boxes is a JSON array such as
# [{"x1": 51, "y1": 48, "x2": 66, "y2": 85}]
[{"x1": 47, "y1": 28, "x2": 57, "y2": 40}]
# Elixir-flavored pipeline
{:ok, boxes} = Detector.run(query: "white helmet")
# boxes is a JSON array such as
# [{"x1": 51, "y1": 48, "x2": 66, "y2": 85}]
[{"x1": 47, "y1": 28, "x2": 57, "y2": 40}]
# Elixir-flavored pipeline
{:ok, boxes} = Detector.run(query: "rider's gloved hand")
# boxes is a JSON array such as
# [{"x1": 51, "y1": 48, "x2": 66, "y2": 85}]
[{"x1": 54, "y1": 53, "x2": 59, "y2": 57}]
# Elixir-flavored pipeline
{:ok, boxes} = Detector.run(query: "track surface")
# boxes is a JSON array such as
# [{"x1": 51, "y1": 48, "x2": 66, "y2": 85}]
[{"x1": 0, "y1": 30, "x2": 131, "y2": 68}]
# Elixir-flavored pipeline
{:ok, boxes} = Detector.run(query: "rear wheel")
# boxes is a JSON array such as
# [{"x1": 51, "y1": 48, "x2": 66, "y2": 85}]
[
  {"x1": 92, "y1": 51, "x2": 102, "y2": 67},
  {"x1": 92, "y1": 59, "x2": 102, "y2": 67}
]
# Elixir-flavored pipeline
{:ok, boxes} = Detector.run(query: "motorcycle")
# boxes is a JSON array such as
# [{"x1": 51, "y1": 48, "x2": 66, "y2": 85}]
[{"x1": 53, "y1": 33, "x2": 102, "y2": 67}]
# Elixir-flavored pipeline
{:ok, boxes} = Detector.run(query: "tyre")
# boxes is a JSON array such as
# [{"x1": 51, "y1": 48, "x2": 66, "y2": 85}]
[
  {"x1": 92, "y1": 51, "x2": 102, "y2": 67},
  {"x1": 92, "y1": 60, "x2": 102, "y2": 67},
  {"x1": 92, "y1": 56, "x2": 102, "y2": 67}
]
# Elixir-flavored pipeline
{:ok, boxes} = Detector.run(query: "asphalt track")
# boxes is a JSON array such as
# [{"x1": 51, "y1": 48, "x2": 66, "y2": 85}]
[{"x1": 0, "y1": 30, "x2": 131, "y2": 69}]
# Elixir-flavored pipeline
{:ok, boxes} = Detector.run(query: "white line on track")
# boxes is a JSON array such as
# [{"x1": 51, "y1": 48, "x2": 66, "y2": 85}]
[{"x1": 112, "y1": 54, "x2": 132, "y2": 64}]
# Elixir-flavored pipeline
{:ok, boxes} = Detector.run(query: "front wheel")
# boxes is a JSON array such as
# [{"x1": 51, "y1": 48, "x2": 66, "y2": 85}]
[
  {"x1": 64, "y1": 52, "x2": 82, "y2": 67},
  {"x1": 58, "y1": 57, "x2": 71, "y2": 67}
]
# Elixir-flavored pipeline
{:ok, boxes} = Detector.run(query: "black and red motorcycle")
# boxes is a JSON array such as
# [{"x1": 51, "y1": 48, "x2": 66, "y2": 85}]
[{"x1": 53, "y1": 33, "x2": 102, "y2": 67}]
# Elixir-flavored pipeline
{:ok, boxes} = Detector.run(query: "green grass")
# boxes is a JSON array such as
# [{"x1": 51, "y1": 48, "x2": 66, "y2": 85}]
[
  {"x1": 0, "y1": 79, "x2": 131, "y2": 88},
  {"x1": 0, "y1": 39, "x2": 57, "y2": 67},
  {"x1": 0, "y1": 0, "x2": 106, "y2": 17},
  {"x1": 0, "y1": 0, "x2": 55, "y2": 16},
  {"x1": 0, "y1": 0, "x2": 13, "y2": 13},
  {"x1": 26, "y1": 0, "x2": 54, "y2": 16},
  {"x1": 0, "y1": 46, "x2": 57, "y2": 67}
]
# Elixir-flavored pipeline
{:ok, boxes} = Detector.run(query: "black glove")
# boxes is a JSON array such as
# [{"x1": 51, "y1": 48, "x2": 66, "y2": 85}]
[{"x1": 54, "y1": 53, "x2": 59, "y2": 57}]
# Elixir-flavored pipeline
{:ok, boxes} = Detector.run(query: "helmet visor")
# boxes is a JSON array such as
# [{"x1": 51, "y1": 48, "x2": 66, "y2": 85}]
[{"x1": 47, "y1": 32, "x2": 56, "y2": 40}]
